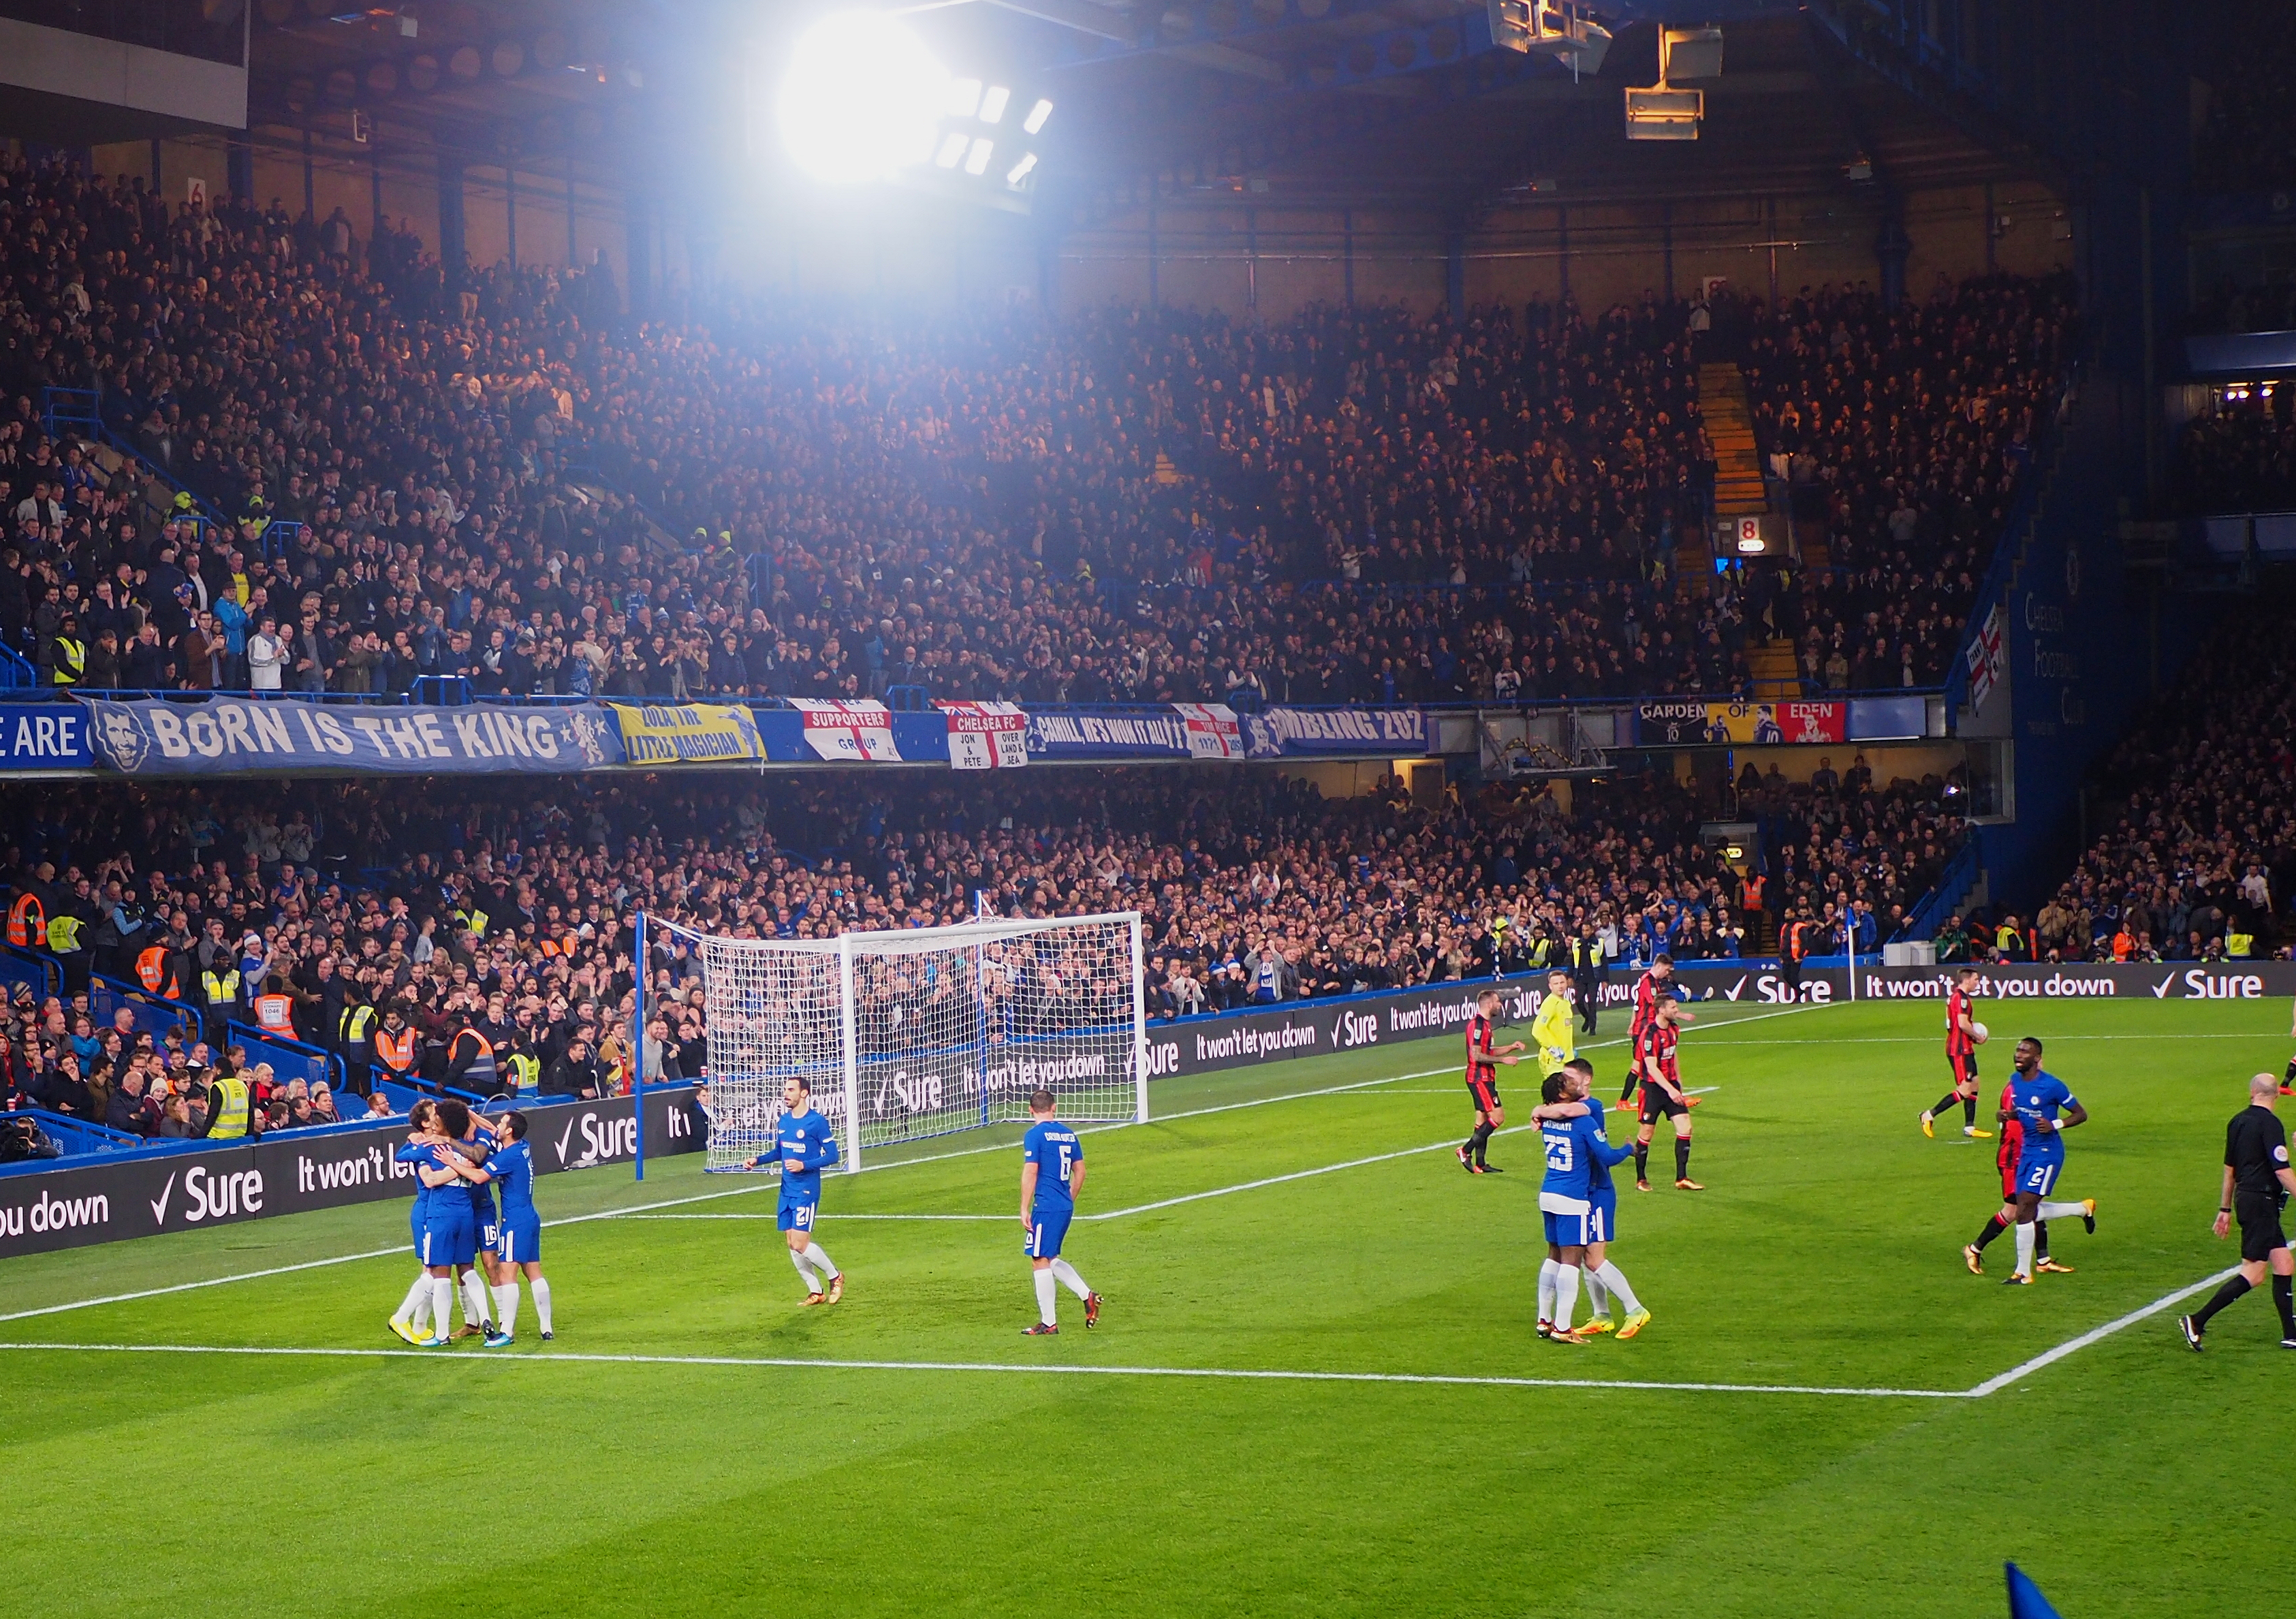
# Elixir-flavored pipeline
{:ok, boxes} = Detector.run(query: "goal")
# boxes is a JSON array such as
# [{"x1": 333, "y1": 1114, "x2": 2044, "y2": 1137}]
[{"x1": 651, "y1": 911, "x2": 1148, "y2": 1173}]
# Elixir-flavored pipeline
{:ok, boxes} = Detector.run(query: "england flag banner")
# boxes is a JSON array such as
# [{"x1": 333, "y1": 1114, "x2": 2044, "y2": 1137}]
[
  {"x1": 941, "y1": 701, "x2": 1029, "y2": 769},
  {"x1": 1966, "y1": 603, "x2": 2007, "y2": 714},
  {"x1": 791, "y1": 699, "x2": 902, "y2": 763},
  {"x1": 1174, "y1": 702, "x2": 1243, "y2": 759}
]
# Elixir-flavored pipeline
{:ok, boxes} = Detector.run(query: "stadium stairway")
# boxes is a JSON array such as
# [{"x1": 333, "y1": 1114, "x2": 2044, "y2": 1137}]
[
  {"x1": 1698, "y1": 363, "x2": 1770, "y2": 520},
  {"x1": 1746, "y1": 639, "x2": 1802, "y2": 699}
]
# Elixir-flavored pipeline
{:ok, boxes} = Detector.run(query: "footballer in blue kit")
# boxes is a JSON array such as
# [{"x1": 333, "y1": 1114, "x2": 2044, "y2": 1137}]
[
  {"x1": 1530, "y1": 1061, "x2": 1652, "y2": 1342},
  {"x1": 387, "y1": 1097, "x2": 448, "y2": 1345},
  {"x1": 1998, "y1": 1037, "x2": 2090, "y2": 1285},
  {"x1": 741, "y1": 1075, "x2": 846, "y2": 1305},
  {"x1": 1018, "y1": 1088, "x2": 1101, "y2": 1334},
  {"x1": 471, "y1": 1112, "x2": 553, "y2": 1346}
]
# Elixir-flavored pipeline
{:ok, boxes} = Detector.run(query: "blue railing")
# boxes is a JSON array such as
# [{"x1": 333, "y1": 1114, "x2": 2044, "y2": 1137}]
[
  {"x1": 89, "y1": 973, "x2": 199, "y2": 1046},
  {"x1": 40, "y1": 385, "x2": 237, "y2": 541},
  {"x1": 225, "y1": 1021, "x2": 349, "y2": 1101},
  {"x1": 1, "y1": 945, "x2": 59, "y2": 1000}
]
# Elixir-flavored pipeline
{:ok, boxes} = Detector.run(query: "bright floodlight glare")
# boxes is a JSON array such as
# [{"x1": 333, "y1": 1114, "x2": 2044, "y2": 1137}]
[
  {"x1": 1023, "y1": 97, "x2": 1053, "y2": 134},
  {"x1": 980, "y1": 84, "x2": 1010, "y2": 123},
  {"x1": 947, "y1": 76, "x2": 982, "y2": 117},
  {"x1": 776, "y1": 12, "x2": 950, "y2": 184},
  {"x1": 964, "y1": 136, "x2": 993, "y2": 175},
  {"x1": 1005, "y1": 152, "x2": 1037, "y2": 186},
  {"x1": 934, "y1": 132, "x2": 968, "y2": 168}
]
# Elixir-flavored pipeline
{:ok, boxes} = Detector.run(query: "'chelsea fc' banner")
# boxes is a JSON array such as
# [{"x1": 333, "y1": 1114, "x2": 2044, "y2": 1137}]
[
  {"x1": 941, "y1": 701, "x2": 1029, "y2": 769},
  {"x1": 88, "y1": 697, "x2": 624, "y2": 776}
]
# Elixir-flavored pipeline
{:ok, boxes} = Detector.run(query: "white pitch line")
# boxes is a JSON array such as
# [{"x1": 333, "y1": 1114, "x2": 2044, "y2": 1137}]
[
  {"x1": 0, "y1": 1340, "x2": 1962, "y2": 1400},
  {"x1": 1962, "y1": 1267, "x2": 2242, "y2": 1397},
  {"x1": 626, "y1": 1212, "x2": 1010, "y2": 1222},
  {"x1": 0, "y1": 1246, "x2": 411, "y2": 1325},
  {"x1": 1090, "y1": 1127, "x2": 1536, "y2": 1219}
]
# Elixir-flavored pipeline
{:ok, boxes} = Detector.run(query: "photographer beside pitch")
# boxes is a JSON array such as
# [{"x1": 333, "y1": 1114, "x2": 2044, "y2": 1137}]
[{"x1": 2180, "y1": 1073, "x2": 2296, "y2": 1351}]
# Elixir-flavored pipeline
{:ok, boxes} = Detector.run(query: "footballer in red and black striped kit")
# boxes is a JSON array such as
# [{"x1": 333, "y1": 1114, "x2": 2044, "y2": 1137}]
[
  {"x1": 1618, "y1": 955, "x2": 1674, "y2": 1103},
  {"x1": 1921, "y1": 966, "x2": 1995, "y2": 1141},
  {"x1": 1458, "y1": 986, "x2": 1524, "y2": 1175}
]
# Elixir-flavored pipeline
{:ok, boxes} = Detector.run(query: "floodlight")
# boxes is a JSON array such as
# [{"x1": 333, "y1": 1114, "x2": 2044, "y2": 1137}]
[
  {"x1": 948, "y1": 77, "x2": 981, "y2": 116},
  {"x1": 981, "y1": 85, "x2": 1010, "y2": 123},
  {"x1": 1024, "y1": 98, "x2": 1053, "y2": 134},
  {"x1": 964, "y1": 137, "x2": 994, "y2": 175},
  {"x1": 776, "y1": 12, "x2": 951, "y2": 184},
  {"x1": 1005, "y1": 152, "x2": 1037, "y2": 185},
  {"x1": 935, "y1": 133, "x2": 968, "y2": 168}
]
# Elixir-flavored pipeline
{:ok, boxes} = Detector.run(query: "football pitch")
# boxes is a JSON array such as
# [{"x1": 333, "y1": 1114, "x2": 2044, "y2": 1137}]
[{"x1": 4, "y1": 995, "x2": 2290, "y2": 1618}]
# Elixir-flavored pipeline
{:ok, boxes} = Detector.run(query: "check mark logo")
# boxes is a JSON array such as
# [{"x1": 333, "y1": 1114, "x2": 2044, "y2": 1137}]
[
  {"x1": 555, "y1": 1119, "x2": 577, "y2": 1164},
  {"x1": 149, "y1": 1172, "x2": 177, "y2": 1225}
]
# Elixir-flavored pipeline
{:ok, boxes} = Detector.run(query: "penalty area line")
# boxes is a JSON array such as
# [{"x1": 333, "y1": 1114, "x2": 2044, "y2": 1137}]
[
  {"x1": 0, "y1": 1340, "x2": 1964, "y2": 1400},
  {"x1": 1964, "y1": 1267, "x2": 2242, "y2": 1397}
]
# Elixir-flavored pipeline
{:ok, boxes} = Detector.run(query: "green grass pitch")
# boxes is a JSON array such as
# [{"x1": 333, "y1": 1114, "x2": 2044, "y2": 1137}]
[{"x1": 4, "y1": 994, "x2": 2291, "y2": 1618}]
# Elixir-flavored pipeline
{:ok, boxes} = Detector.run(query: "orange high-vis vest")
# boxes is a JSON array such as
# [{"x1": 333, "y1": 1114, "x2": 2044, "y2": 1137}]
[
  {"x1": 7, "y1": 891, "x2": 45, "y2": 947},
  {"x1": 253, "y1": 993, "x2": 296, "y2": 1038},
  {"x1": 136, "y1": 945, "x2": 179, "y2": 997},
  {"x1": 375, "y1": 1025, "x2": 416, "y2": 1074}
]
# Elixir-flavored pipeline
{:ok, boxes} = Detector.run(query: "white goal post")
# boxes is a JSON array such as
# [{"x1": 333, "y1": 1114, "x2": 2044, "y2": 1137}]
[{"x1": 650, "y1": 910, "x2": 1149, "y2": 1174}]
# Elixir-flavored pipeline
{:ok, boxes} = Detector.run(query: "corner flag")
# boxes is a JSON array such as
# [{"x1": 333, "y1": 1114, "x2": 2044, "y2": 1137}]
[{"x1": 2006, "y1": 1562, "x2": 2063, "y2": 1619}]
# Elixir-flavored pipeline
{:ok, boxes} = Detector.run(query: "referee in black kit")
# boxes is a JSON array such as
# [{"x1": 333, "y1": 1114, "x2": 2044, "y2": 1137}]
[{"x1": 2180, "y1": 1073, "x2": 2296, "y2": 1351}]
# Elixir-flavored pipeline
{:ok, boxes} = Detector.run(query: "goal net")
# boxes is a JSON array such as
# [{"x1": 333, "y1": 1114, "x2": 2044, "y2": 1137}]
[{"x1": 665, "y1": 911, "x2": 1148, "y2": 1173}]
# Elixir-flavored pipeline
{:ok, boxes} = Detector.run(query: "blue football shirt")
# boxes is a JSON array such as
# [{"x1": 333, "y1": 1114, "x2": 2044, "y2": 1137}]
[
  {"x1": 2011, "y1": 1071, "x2": 2079, "y2": 1159},
  {"x1": 1022, "y1": 1120, "x2": 1083, "y2": 1212},
  {"x1": 776, "y1": 1107, "x2": 841, "y2": 1199},
  {"x1": 488, "y1": 1138, "x2": 536, "y2": 1219}
]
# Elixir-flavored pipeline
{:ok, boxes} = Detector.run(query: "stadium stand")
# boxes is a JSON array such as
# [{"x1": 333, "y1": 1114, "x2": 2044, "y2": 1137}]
[
  {"x1": 0, "y1": 152, "x2": 2071, "y2": 707},
  {"x1": 0, "y1": 750, "x2": 1964, "y2": 1128},
  {"x1": 2031, "y1": 610, "x2": 2296, "y2": 963}
]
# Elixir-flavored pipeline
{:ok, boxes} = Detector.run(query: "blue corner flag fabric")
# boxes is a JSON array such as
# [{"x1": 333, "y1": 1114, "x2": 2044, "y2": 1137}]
[{"x1": 2007, "y1": 1562, "x2": 2064, "y2": 1619}]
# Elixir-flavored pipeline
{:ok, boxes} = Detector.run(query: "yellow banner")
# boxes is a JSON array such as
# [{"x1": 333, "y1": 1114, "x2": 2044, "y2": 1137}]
[{"x1": 609, "y1": 704, "x2": 765, "y2": 765}]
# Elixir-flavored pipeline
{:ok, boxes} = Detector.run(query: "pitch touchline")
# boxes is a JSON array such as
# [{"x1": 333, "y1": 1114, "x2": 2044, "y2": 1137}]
[
  {"x1": 0, "y1": 1340, "x2": 1960, "y2": 1399},
  {"x1": 1963, "y1": 1267, "x2": 2239, "y2": 1397}
]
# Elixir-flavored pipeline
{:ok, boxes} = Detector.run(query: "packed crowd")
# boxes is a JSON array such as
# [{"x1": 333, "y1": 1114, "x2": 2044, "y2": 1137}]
[
  {"x1": 2022, "y1": 606, "x2": 2296, "y2": 964},
  {"x1": 0, "y1": 152, "x2": 2067, "y2": 707},
  {"x1": 1738, "y1": 273, "x2": 2075, "y2": 692},
  {"x1": 0, "y1": 751, "x2": 1967, "y2": 1134},
  {"x1": 2192, "y1": 1, "x2": 2296, "y2": 198},
  {"x1": 2173, "y1": 394, "x2": 2296, "y2": 516}
]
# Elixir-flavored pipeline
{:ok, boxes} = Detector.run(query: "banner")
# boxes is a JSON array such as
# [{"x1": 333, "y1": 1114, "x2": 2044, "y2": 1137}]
[
  {"x1": 1026, "y1": 706, "x2": 1202, "y2": 761},
  {"x1": 0, "y1": 702, "x2": 93, "y2": 770},
  {"x1": 1174, "y1": 702, "x2": 1242, "y2": 759},
  {"x1": 1620, "y1": 959, "x2": 2296, "y2": 1011},
  {"x1": 87, "y1": 698, "x2": 624, "y2": 776},
  {"x1": 940, "y1": 701, "x2": 1028, "y2": 769},
  {"x1": 610, "y1": 702, "x2": 766, "y2": 765},
  {"x1": 1966, "y1": 603, "x2": 2007, "y2": 714},
  {"x1": 0, "y1": 1086, "x2": 705, "y2": 1259},
  {"x1": 1634, "y1": 699, "x2": 1846, "y2": 746},
  {"x1": 1242, "y1": 705, "x2": 1430, "y2": 759},
  {"x1": 791, "y1": 698, "x2": 902, "y2": 762}
]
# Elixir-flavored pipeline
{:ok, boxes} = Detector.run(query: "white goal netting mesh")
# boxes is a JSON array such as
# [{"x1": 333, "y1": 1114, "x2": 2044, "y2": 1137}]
[{"x1": 685, "y1": 912, "x2": 1146, "y2": 1172}]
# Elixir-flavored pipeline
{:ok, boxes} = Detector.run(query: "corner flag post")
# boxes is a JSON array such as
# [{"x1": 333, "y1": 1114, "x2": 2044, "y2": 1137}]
[
  {"x1": 1131, "y1": 911, "x2": 1149, "y2": 1123},
  {"x1": 838, "y1": 932, "x2": 863, "y2": 1173},
  {"x1": 632, "y1": 910, "x2": 648, "y2": 1182}
]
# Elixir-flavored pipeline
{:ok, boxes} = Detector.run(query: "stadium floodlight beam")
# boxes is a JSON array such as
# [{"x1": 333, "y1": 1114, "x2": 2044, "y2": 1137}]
[
  {"x1": 1023, "y1": 97, "x2": 1053, "y2": 134},
  {"x1": 1005, "y1": 152, "x2": 1037, "y2": 186},
  {"x1": 776, "y1": 12, "x2": 952, "y2": 184},
  {"x1": 980, "y1": 84, "x2": 1010, "y2": 123},
  {"x1": 964, "y1": 136, "x2": 994, "y2": 175}
]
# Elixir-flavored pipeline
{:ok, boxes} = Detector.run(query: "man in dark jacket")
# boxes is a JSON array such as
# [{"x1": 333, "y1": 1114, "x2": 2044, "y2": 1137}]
[{"x1": 542, "y1": 1036, "x2": 601, "y2": 1101}]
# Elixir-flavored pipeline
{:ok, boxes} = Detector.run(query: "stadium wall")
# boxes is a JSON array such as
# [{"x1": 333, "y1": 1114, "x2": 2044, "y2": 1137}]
[{"x1": 1051, "y1": 180, "x2": 2068, "y2": 319}]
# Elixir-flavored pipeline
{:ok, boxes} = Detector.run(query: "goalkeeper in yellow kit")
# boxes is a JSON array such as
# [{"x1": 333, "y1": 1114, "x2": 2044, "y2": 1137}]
[{"x1": 1532, "y1": 969, "x2": 1577, "y2": 1078}]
